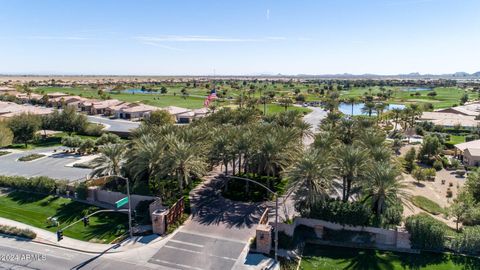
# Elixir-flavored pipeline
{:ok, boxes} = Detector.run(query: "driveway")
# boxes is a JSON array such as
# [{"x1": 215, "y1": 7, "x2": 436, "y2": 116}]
[
  {"x1": 0, "y1": 146, "x2": 91, "y2": 181},
  {"x1": 87, "y1": 115, "x2": 140, "y2": 133},
  {"x1": 148, "y1": 169, "x2": 265, "y2": 270},
  {"x1": 302, "y1": 106, "x2": 327, "y2": 132}
]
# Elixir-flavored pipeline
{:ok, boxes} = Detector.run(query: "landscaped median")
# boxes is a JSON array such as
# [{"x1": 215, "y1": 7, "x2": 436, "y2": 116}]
[{"x1": 0, "y1": 224, "x2": 36, "y2": 239}]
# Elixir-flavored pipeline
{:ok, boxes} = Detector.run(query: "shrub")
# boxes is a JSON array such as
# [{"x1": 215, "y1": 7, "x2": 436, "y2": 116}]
[
  {"x1": 433, "y1": 160, "x2": 443, "y2": 171},
  {"x1": 306, "y1": 199, "x2": 372, "y2": 226},
  {"x1": 424, "y1": 168, "x2": 436, "y2": 181},
  {"x1": 18, "y1": 153, "x2": 45, "y2": 161},
  {"x1": 451, "y1": 226, "x2": 480, "y2": 255},
  {"x1": 75, "y1": 182, "x2": 88, "y2": 200},
  {"x1": 0, "y1": 175, "x2": 63, "y2": 195},
  {"x1": 95, "y1": 133, "x2": 121, "y2": 145},
  {"x1": 0, "y1": 224, "x2": 36, "y2": 239},
  {"x1": 405, "y1": 214, "x2": 447, "y2": 250},
  {"x1": 81, "y1": 123, "x2": 104, "y2": 137}
]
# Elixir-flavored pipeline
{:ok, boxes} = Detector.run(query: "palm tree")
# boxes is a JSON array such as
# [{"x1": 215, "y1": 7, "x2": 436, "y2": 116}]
[
  {"x1": 259, "y1": 95, "x2": 270, "y2": 115},
  {"x1": 161, "y1": 137, "x2": 206, "y2": 192},
  {"x1": 391, "y1": 108, "x2": 403, "y2": 131},
  {"x1": 278, "y1": 96, "x2": 293, "y2": 111},
  {"x1": 336, "y1": 145, "x2": 370, "y2": 202},
  {"x1": 347, "y1": 96, "x2": 357, "y2": 115},
  {"x1": 285, "y1": 149, "x2": 333, "y2": 212},
  {"x1": 125, "y1": 135, "x2": 165, "y2": 186},
  {"x1": 362, "y1": 102, "x2": 375, "y2": 117},
  {"x1": 375, "y1": 103, "x2": 387, "y2": 123},
  {"x1": 362, "y1": 162, "x2": 410, "y2": 219},
  {"x1": 90, "y1": 143, "x2": 126, "y2": 177}
]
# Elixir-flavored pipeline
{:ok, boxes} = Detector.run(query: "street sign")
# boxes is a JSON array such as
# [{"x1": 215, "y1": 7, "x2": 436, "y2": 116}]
[{"x1": 115, "y1": 197, "x2": 129, "y2": 208}]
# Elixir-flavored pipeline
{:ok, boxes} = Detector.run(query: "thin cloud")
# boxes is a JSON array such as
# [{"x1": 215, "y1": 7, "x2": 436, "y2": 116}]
[
  {"x1": 140, "y1": 41, "x2": 184, "y2": 51},
  {"x1": 266, "y1": 9, "x2": 270, "y2": 20},
  {"x1": 135, "y1": 35, "x2": 287, "y2": 43}
]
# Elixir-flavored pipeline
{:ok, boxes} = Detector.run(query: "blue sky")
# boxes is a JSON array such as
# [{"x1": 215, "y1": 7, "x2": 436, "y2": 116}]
[{"x1": 0, "y1": 0, "x2": 479, "y2": 75}]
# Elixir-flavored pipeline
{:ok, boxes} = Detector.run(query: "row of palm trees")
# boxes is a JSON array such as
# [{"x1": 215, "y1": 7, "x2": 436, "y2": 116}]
[
  {"x1": 90, "y1": 108, "x2": 307, "y2": 201},
  {"x1": 286, "y1": 115, "x2": 410, "y2": 226}
]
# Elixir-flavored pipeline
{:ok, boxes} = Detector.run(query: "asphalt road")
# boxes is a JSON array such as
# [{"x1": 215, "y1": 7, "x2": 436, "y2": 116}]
[
  {"x1": 0, "y1": 237, "x2": 155, "y2": 270},
  {"x1": 0, "y1": 147, "x2": 91, "y2": 181},
  {"x1": 149, "y1": 231, "x2": 247, "y2": 270},
  {"x1": 87, "y1": 116, "x2": 140, "y2": 133}
]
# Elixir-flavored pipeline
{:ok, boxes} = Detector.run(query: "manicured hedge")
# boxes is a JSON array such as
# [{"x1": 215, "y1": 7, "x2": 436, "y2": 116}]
[
  {"x1": 306, "y1": 199, "x2": 371, "y2": 226},
  {"x1": 405, "y1": 213, "x2": 446, "y2": 250},
  {"x1": 0, "y1": 175, "x2": 68, "y2": 195}
]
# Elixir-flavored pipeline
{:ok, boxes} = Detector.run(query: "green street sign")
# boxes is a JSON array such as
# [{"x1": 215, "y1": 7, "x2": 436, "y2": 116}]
[{"x1": 116, "y1": 197, "x2": 129, "y2": 208}]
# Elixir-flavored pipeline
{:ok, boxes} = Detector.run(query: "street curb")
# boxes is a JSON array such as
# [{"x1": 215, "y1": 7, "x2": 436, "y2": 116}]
[
  {"x1": 31, "y1": 238, "x2": 123, "y2": 255},
  {"x1": 0, "y1": 232, "x2": 119, "y2": 255}
]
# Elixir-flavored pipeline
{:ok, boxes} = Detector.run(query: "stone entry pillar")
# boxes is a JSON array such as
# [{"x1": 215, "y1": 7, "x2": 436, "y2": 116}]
[
  {"x1": 256, "y1": 224, "x2": 272, "y2": 254},
  {"x1": 151, "y1": 208, "x2": 168, "y2": 234}
]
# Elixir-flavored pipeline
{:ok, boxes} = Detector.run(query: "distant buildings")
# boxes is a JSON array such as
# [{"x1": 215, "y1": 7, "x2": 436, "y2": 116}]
[
  {"x1": 420, "y1": 102, "x2": 480, "y2": 129},
  {"x1": 0, "y1": 91, "x2": 208, "y2": 123},
  {"x1": 0, "y1": 101, "x2": 53, "y2": 119}
]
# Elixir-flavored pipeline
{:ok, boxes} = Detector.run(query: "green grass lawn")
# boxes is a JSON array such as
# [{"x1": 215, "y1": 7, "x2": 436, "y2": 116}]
[
  {"x1": 448, "y1": 135, "x2": 466, "y2": 145},
  {"x1": 339, "y1": 86, "x2": 476, "y2": 109},
  {"x1": 35, "y1": 86, "x2": 315, "y2": 112},
  {"x1": 411, "y1": 196, "x2": 445, "y2": 215},
  {"x1": 0, "y1": 191, "x2": 127, "y2": 243},
  {"x1": 300, "y1": 244, "x2": 480, "y2": 270}
]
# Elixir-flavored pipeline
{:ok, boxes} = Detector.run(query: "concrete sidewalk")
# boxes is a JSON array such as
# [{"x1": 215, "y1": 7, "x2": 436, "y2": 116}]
[{"x1": 0, "y1": 217, "x2": 163, "y2": 254}]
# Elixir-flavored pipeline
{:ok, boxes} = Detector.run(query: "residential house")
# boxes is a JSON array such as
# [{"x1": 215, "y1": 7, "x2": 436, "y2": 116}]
[
  {"x1": 90, "y1": 99, "x2": 124, "y2": 115},
  {"x1": 420, "y1": 112, "x2": 479, "y2": 129},
  {"x1": 455, "y1": 140, "x2": 480, "y2": 166},
  {"x1": 0, "y1": 101, "x2": 53, "y2": 119},
  {"x1": 115, "y1": 104, "x2": 158, "y2": 120}
]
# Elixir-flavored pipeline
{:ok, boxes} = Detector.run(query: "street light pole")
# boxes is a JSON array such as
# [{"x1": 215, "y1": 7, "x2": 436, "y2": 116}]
[
  {"x1": 124, "y1": 176, "x2": 133, "y2": 238},
  {"x1": 226, "y1": 175, "x2": 279, "y2": 262}
]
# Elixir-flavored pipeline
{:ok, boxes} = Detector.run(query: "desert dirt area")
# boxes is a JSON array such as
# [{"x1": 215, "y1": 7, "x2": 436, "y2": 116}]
[{"x1": 399, "y1": 144, "x2": 466, "y2": 228}]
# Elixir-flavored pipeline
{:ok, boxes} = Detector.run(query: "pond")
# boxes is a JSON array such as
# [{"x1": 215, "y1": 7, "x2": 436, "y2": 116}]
[
  {"x1": 338, "y1": 103, "x2": 405, "y2": 116},
  {"x1": 122, "y1": 88, "x2": 158, "y2": 94},
  {"x1": 403, "y1": 87, "x2": 432, "y2": 92}
]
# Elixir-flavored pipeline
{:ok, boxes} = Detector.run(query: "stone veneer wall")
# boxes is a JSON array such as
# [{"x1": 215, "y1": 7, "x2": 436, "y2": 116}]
[{"x1": 272, "y1": 217, "x2": 411, "y2": 249}]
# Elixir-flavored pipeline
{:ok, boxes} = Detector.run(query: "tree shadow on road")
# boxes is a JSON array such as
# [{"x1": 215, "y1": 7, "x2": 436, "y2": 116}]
[{"x1": 190, "y1": 176, "x2": 265, "y2": 229}]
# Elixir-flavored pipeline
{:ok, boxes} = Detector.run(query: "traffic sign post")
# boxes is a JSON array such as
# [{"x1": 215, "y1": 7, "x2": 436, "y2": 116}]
[{"x1": 116, "y1": 197, "x2": 129, "y2": 208}]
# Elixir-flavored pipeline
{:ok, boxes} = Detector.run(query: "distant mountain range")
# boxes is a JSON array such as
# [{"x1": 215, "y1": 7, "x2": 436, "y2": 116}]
[{"x1": 291, "y1": 72, "x2": 480, "y2": 79}]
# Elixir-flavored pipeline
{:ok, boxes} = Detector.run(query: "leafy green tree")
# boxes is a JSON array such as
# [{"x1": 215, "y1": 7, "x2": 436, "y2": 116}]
[
  {"x1": 144, "y1": 110, "x2": 175, "y2": 126},
  {"x1": 0, "y1": 123, "x2": 13, "y2": 147},
  {"x1": 7, "y1": 113, "x2": 40, "y2": 147},
  {"x1": 419, "y1": 135, "x2": 443, "y2": 159},
  {"x1": 460, "y1": 93, "x2": 469, "y2": 105}
]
